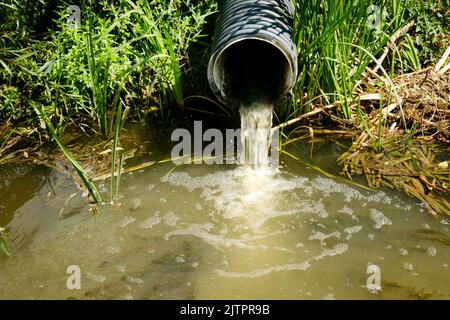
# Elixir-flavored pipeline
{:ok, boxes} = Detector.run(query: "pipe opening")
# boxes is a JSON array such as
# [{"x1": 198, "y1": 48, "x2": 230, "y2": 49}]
[{"x1": 214, "y1": 39, "x2": 292, "y2": 106}]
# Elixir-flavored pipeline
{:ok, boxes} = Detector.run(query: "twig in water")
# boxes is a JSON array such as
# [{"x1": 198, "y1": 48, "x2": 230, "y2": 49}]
[{"x1": 271, "y1": 103, "x2": 338, "y2": 132}]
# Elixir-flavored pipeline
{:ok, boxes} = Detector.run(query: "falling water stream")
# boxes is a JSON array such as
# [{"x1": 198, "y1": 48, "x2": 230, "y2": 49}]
[{"x1": 239, "y1": 104, "x2": 274, "y2": 168}]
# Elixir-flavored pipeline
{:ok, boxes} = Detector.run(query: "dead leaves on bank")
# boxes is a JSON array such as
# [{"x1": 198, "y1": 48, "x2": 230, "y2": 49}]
[{"x1": 337, "y1": 133, "x2": 449, "y2": 217}]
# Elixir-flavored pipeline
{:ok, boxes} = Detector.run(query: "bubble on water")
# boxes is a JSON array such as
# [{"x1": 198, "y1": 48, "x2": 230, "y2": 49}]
[
  {"x1": 315, "y1": 243, "x2": 349, "y2": 260},
  {"x1": 163, "y1": 211, "x2": 179, "y2": 227},
  {"x1": 338, "y1": 205, "x2": 359, "y2": 221},
  {"x1": 311, "y1": 177, "x2": 391, "y2": 204},
  {"x1": 192, "y1": 262, "x2": 199, "y2": 268},
  {"x1": 422, "y1": 223, "x2": 431, "y2": 229},
  {"x1": 160, "y1": 197, "x2": 167, "y2": 203},
  {"x1": 106, "y1": 245, "x2": 121, "y2": 254},
  {"x1": 216, "y1": 243, "x2": 348, "y2": 279},
  {"x1": 398, "y1": 248, "x2": 408, "y2": 256},
  {"x1": 176, "y1": 256, "x2": 186, "y2": 263},
  {"x1": 343, "y1": 226, "x2": 363, "y2": 240},
  {"x1": 147, "y1": 184, "x2": 154, "y2": 191},
  {"x1": 402, "y1": 263, "x2": 414, "y2": 271},
  {"x1": 165, "y1": 224, "x2": 256, "y2": 250},
  {"x1": 275, "y1": 246, "x2": 296, "y2": 254},
  {"x1": 368, "y1": 234, "x2": 375, "y2": 240},
  {"x1": 130, "y1": 198, "x2": 142, "y2": 211},
  {"x1": 127, "y1": 276, "x2": 144, "y2": 284},
  {"x1": 323, "y1": 293, "x2": 335, "y2": 300},
  {"x1": 123, "y1": 294, "x2": 134, "y2": 300},
  {"x1": 308, "y1": 230, "x2": 341, "y2": 244},
  {"x1": 338, "y1": 205, "x2": 353, "y2": 215},
  {"x1": 162, "y1": 170, "x2": 321, "y2": 227},
  {"x1": 140, "y1": 212, "x2": 161, "y2": 229},
  {"x1": 427, "y1": 247, "x2": 437, "y2": 257},
  {"x1": 119, "y1": 216, "x2": 136, "y2": 228},
  {"x1": 216, "y1": 260, "x2": 311, "y2": 278},
  {"x1": 369, "y1": 209, "x2": 392, "y2": 229},
  {"x1": 86, "y1": 272, "x2": 106, "y2": 283},
  {"x1": 116, "y1": 265, "x2": 126, "y2": 273},
  {"x1": 195, "y1": 203, "x2": 203, "y2": 210}
]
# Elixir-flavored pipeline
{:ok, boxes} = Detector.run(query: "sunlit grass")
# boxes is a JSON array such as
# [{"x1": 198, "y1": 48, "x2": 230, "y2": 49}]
[{"x1": 0, "y1": 227, "x2": 10, "y2": 257}]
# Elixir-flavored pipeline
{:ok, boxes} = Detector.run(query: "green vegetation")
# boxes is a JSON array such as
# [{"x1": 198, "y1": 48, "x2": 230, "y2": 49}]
[
  {"x1": 279, "y1": 0, "x2": 449, "y2": 120},
  {"x1": 1, "y1": 0, "x2": 217, "y2": 204},
  {"x1": 0, "y1": 227, "x2": 9, "y2": 256},
  {"x1": 0, "y1": 0, "x2": 448, "y2": 212}
]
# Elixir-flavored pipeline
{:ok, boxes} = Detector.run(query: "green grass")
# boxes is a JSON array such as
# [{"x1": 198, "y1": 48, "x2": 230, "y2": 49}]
[
  {"x1": 278, "y1": 0, "x2": 448, "y2": 125},
  {"x1": 33, "y1": 103, "x2": 104, "y2": 204},
  {"x1": 0, "y1": 0, "x2": 216, "y2": 205},
  {"x1": 0, "y1": 227, "x2": 10, "y2": 256},
  {"x1": 279, "y1": 0, "x2": 397, "y2": 121}
]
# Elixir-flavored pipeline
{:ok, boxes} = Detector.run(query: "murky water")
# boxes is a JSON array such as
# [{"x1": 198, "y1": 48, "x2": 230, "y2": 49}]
[{"x1": 1, "y1": 136, "x2": 449, "y2": 300}]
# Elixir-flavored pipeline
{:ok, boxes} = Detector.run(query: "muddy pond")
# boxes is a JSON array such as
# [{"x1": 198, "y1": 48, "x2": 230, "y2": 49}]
[{"x1": 0, "y1": 124, "x2": 449, "y2": 300}]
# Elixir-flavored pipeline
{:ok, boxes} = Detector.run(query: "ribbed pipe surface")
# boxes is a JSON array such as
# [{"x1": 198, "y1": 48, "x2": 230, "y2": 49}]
[{"x1": 208, "y1": 0, "x2": 298, "y2": 106}]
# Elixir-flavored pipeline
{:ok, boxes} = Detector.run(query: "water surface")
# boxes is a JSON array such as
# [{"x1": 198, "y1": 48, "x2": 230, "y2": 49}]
[{"x1": 0, "y1": 138, "x2": 449, "y2": 300}]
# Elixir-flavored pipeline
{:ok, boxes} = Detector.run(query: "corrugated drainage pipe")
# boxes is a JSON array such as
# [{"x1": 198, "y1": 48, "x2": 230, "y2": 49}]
[{"x1": 207, "y1": 0, "x2": 298, "y2": 107}]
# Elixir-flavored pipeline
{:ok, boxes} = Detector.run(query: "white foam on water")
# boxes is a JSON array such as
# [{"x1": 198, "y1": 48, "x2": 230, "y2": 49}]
[
  {"x1": 216, "y1": 260, "x2": 311, "y2": 278},
  {"x1": 308, "y1": 231, "x2": 341, "y2": 244},
  {"x1": 402, "y1": 262, "x2": 414, "y2": 271},
  {"x1": 427, "y1": 247, "x2": 437, "y2": 257},
  {"x1": 311, "y1": 177, "x2": 392, "y2": 204},
  {"x1": 343, "y1": 225, "x2": 363, "y2": 240},
  {"x1": 86, "y1": 272, "x2": 106, "y2": 283},
  {"x1": 127, "y1": 276, "x2": 145, "y2": 284},
  {"x1": 140, "y1": 211, "x2": 161, "y2": 229},
  {"x1": 118, "y1": 216, "x2": 136, "y2": 228},
  {"x1": 215, "y1": 243, "x2": 348, "y2": 278},
  {"x1": 165, "y1": 224, "x2": 257, "y2": 250},
  {"x1": 163, "y1": 211, "x2": 179, "y2": 226},
  {"x1": 162, "y1": 169, "x2": 326, "y2": 230},
  {"x1": 369, "y1": 209, "x2": 392, "y2": 229},
  {"x1": 106, "y1": 245, "x2": 121, "y2": 255},
  {"x1": 314, "y1": 243, "x2": 349, "y2": 260}
]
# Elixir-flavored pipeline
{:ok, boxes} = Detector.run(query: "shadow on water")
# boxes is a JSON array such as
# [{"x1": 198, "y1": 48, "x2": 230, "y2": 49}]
[{"x1": 0, "y1": 164, "x2": 51, "y2": 227}]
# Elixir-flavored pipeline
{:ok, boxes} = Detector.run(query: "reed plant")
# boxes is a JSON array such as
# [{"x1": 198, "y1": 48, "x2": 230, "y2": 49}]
[
  {"x1": 279, "y1": 0, "x2": 395, "y2": 120},
  {"x1": 33, "y1": 103, "x2": 104, "y2": 204},
  {"x1": 0, "y1": 227, "x2": 9, "y2": 256}
]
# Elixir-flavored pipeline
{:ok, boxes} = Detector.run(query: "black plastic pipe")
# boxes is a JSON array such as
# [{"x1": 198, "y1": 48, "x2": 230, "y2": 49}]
[{"x1": 208, "y1": 0, "x2": 298, "y2": 106}]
